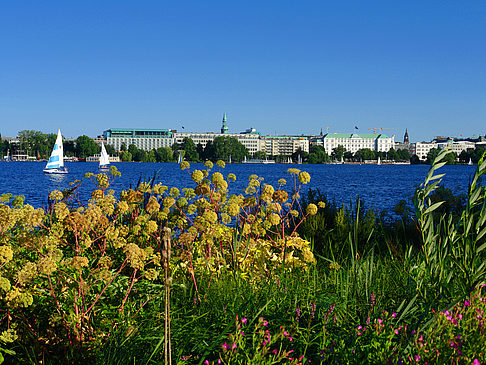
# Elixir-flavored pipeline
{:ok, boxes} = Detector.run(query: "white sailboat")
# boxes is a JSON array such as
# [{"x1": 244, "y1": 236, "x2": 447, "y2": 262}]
[
  {"x1": 243, "y1": 155, "x2": 247, "y2": 163},
  {"x1": 377, "y1": 156, "x2": 381, "y2": 165},
  {"x1": 229, "y1": 155, "x2": 232, "y2": 164},
  {"x1": 44, "y1": 129, "x2": 67, "y2": 174},
  {"x1": 177, "y1": 151, "x2": 183, "y2": 163},
  {"x1": 468, "y1": 158, "x2": 473, "y2": 166},
  {"x1": 99, "y1": 142, "x2": 110, "y2": 170},
  {"x1": 297, "y1": 154, "x2": 302, "y2": 164}
]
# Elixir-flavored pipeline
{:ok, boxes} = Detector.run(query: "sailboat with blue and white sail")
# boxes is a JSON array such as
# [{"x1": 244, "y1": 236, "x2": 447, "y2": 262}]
[
  {"x1": 44, "y1": 129, "x2": 67, "y2": 174},
  {"x1": 99, "y1": 142, "x2": 110, "y2": 170}
]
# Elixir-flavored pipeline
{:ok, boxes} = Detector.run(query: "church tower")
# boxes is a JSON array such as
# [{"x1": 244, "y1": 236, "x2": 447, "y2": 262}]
[
  {"x1": 221, "y1": 112, "x2": 229, "y2": 134},
  {"x1": 404, "y1": 128, "x2": 409, "y2": 144}
]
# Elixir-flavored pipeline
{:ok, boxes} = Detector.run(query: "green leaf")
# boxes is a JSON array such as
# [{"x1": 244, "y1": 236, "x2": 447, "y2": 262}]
[{"x1": 424, "y1": 201, "x2": 444, "y2": 215}]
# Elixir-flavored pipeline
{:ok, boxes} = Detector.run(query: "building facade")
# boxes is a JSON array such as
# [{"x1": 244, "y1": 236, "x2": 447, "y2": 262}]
[
  {"x1": 103, "y1": 128, "x2": 174, "y2": 151},
  {"x1": 259, "y1": 136, "x2": 309, "y2": 156},
  {"x1": 321, "y1": 133, "x2": 395, "y2": 155}
]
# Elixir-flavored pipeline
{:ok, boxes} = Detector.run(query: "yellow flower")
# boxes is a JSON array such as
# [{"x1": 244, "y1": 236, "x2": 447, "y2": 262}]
[
  {"x1": 0, "y1": 245, "x2": 13, "y2": 264},
  {"x1": 306, "y1": 203, "x2": 318, "y2": 215},
  {"x1": 191, "y1": 170, "x2": 204, "y2": 183},
  {"x1": 268, "y1": 213, "x2": 281, "y2": 226},
  {"x1": 318, "y1": 201, "x2": 326, "y2": 209},
  {"x1": 49, "y1": 190, "x2": 63, "y2": 201},
  {"x1": 70, "y1": 256, "x2": 89, "y2": 270},
  {"x1": 298, "y1": 171, "x2": 311, "y2": 184},
  {"x1": 163, "y1": 197, "x2": 176, "y2": 208},
  {"x1": 180, "y1": 161, "x2": 190, "y2": 170}
]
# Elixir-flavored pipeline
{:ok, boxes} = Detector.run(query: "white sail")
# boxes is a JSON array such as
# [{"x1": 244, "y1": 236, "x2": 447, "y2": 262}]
[
  {"x1": 244, "y1": 156, "x2": 247, "y2": 163},
  {"x1": 177, "y1": 151, "x2": 183, "y2": 163},
  {"x1": 99, "y1": 142, "x2": 110, "y2": 168},
  {"x1": 44, "y1": 129, "x2": 66, "y2": 173},
  {"x1": 468, "y1": 158, "x2": 473, "y2": 165},
  {"x1": 377, "y1": 156, "x2": 381, "y2": 165}
]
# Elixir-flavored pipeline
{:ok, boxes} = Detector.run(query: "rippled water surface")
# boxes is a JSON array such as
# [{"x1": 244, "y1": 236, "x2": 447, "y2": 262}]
[{"x1": 0, "y1": 161, "x2": 477, "y2": 213}]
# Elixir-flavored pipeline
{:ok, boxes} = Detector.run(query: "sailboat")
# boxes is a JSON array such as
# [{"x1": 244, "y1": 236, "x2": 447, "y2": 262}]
[
  {"x1": 99, "y1": 142, "x2": 110, "y2": 170},
  {"x1": 229, "y1": 155, "x2": 232, "y2": 164},
  {"x1": 297, "y1": 154, "x2": 302, "y2": 164},
  {"x1": 177, "y1": 151, "x2": 183, "y2": 163},
  {"x1": 377, "y1": 156, "x2": 381, "y2": 165},
  {"x1": 243, "y1": 155, "x2": 247, "y2": 163},
  {"x1": 44, "y1": 129, "x2": 67, "y2": 174},
  {"x1": 468, "y1": 158, "x2": 473, "y2": 166}
]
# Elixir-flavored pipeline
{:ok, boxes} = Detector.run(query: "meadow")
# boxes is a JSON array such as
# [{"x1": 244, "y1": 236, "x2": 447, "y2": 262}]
[{"x1": 0, "y1": 149, "x2": 485, "y2": 364}]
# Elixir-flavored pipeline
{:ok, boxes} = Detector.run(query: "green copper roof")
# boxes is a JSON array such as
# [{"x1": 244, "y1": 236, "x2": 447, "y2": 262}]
[{"x1": 323, "y1": 133, "x2": 391, "y2": 139}]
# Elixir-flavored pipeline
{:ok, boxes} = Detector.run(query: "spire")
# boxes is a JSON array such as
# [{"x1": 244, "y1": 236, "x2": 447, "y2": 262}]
[
  {"x1": 404, "y1": 128, "x2": 409, "y2": 143},
  {"x1": 221, "y1": 112, "x2": 229, "y2": 134}
]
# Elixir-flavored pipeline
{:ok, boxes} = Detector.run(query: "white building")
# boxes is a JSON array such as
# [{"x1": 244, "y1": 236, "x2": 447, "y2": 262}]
[
  {"x1": 321, "y1": 133, "x2": 395, "y2": 155},
  {"x1": 259, "y1": 136, "x2": 309, "y2": 156},
  {"x1": 415, "y1": 142, "x2": 438, "y2": 160},
  {"x1": 103, "y1": 128, "x2": 174, "y2": 151},
  {"x1": 437, "y1": 140, "x2": 476, "y2": 155}
]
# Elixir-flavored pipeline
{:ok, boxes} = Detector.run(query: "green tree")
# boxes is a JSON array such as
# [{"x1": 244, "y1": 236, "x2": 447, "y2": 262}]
[
  {"x1": 208, "y1": 136, "x2": 249, "y2": 162},
  {"x1": 292, "y1": 148, "x2": 309, "y2": 163},
  {"x1": 308, "y1": 145, "x2": 329, "y2": 164},
  {"x1": 105, "y1": 144, "x2": 117, "y2": 156},
  {"x1": 179, "y1": 138, "x2": 200, "y2": 162},
  {"x1": 354, "y1": 148, "x2": 375, "y2": 161},
  {"x1": 120, "y1": 151, "x2": 132, "y2": 162},
  {"x1": 253, "y1": 151, "x2": 267, "y2": 160},
  {"x1": 396, "y1": 148, "x2": 410, "y2": 161},
  {"x1": 331, "y1": 145, "x2": 345, "y2": 161},
  {"x1": 76, "y1": 135, "x2": 99, "y2": 158},
  {"x1": 155, "y1": 147, "x2": 173, "y2": 162},
  {"x1": 410, "y1": 154, "x2": 421, "y2": 164}
]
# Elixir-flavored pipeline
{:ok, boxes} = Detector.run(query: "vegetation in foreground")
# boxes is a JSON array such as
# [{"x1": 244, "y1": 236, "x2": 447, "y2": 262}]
[{"x1": 0, "y1": 149, "x2": 484, "y2": 364}]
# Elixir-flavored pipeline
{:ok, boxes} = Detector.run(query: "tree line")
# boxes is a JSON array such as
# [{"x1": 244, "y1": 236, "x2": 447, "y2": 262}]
[{"x1": 2, "y1": 130, "x2": 483, "y2": 164}]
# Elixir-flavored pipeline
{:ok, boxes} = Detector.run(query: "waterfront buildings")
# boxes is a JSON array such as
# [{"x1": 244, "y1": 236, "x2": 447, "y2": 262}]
[
  {"x1": 320, "y1": 133, "x2": 395, "y2": 155},
  {"x1": 103, "y1": 128, "x2": 174, "y2": 151}
]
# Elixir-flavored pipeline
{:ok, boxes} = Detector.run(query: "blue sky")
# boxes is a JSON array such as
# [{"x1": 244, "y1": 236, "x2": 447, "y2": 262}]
[{"x1": 1, "y1": 0, "x2": 485, "y2": 142}]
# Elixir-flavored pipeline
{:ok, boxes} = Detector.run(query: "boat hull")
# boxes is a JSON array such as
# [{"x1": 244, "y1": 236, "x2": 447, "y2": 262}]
[{"x1": 43, "y1": 169, "x2": 68, "y2": 174}]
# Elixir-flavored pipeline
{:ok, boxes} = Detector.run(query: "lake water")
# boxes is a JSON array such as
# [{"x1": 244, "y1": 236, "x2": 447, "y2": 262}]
[{"x1": 0, "y1": 161, "x2": 478, "y2": 213}]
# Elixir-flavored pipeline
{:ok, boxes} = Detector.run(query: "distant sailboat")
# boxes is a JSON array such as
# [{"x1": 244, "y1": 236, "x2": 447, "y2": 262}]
[
  {"x1": 177, "y1": 151, "x2": 183, "y2": 164},
  {"x1": 243, "y1": 155, "x2": 247, "y2": 163},
  {"x1": 229, "y1": 155, "x2": 232, "y2": 164},
  {"x1": 297, "y1": 154, "x2": 302, "y2": 164},
  {"x1": 44, "y1": 129, "x2": 67, "y2": 174},
  {"x1": 377, "y1": 156, "x2": 381, "y2": 165},
  {"x1": 99, "y1": 142, "x2": 110, "y2": 170},
  {"x1": 468, "y1": 158, "x2": 473, "y2": 166}
]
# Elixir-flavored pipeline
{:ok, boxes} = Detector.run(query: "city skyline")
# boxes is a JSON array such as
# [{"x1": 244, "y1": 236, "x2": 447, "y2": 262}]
[{"x1": 1, "y1": 1, "x2": 485, "y2": 142}]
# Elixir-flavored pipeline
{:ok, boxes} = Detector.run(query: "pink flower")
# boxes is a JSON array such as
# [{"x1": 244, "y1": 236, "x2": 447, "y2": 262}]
[
  {"x1": 392, "y1": 312, "x2": 397, "y2": 318},
  {"x1": 473, "y1": 359, "x2": 480, "y2": 365},
  {"x1": 414, "y1": 355, "x2": 421, "y2": 362},
  {"x1": 377, "y1": 318, "x2": 383, "y2": 325},
  {"x1": 465, "y1": 299, "x2": 470, "y2": 307},
  {"x1": 273, "y1": 349, "x2": 278, "y2": 355},
  {"x1": 222, "y1": 342, "x2": 229, "y2": 350},
  {"x1": 204, "y1": 361, "x2": 209, "y2": 365},
  {"x1": 394, "y1": 329, "x2": 399, "y2": 335},
  {"x1": 241, "y1": 317, "x2": 247, "y2": 324},
  {"x1": 289, "y1": 337, "x2": 294, "y2": 341},
  {"x1": 232, "y1": 342, "x2": 237, "y2": 350}
]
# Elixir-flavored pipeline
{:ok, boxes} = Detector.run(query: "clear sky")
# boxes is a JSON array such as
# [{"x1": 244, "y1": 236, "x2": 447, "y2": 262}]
[{"x1": 1, "y1": 0, "x2": 485, "y2": 142}]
